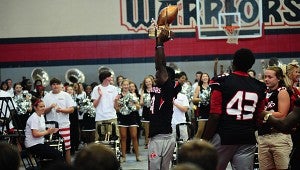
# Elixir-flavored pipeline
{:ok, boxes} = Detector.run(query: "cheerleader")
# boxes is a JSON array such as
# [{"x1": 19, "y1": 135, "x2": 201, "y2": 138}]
[{"x1": 114, "y1": 79, "x2": 141, "y2": 162}]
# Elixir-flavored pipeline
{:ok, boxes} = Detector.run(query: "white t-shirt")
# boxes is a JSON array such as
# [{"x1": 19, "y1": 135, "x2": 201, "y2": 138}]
[
  {"x1": 0, "y1": 90, "x2": 16, "y2": 129},
  {"x1": 91, "y1": 84, "x2": 118, "y2": 121},
  {"x1": 7, "y1": 88, "x2": 14, "y2": 97},
  {"x1": 192, "y1": 82, "x2": 199, "y2": 94},
  {"x1": 43, "y1": 91, "x2": 76, "y2": 128},
  {"x1": 172, "y1": 93, "x2": 189, "y2": 126},
  {"x1": 24, "y1": 112, "x2": 45, "y2": 148},
  {"x1": 172, "y1": 93, "x2": 190, "y2": 141}
]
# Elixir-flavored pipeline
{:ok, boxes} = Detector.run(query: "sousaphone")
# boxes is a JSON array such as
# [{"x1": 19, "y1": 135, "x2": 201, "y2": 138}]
[
  {"x1": 98, "y1": 66, "x2": 115, "y2": 77},
  {"x1": 65, "y1": 68, "x2": 85, "y2": 84},
  {"x1": 31, "y1": 68, "x2": 50, "y2": 87}
]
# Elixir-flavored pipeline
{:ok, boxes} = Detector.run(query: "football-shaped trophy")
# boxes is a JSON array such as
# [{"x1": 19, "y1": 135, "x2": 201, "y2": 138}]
[
  {"x1": 148, "y1": 5, "x2": 178, "y2": 38},
  {"x1": 157, "y1": 5, "x2": 178, "y2": 26}
]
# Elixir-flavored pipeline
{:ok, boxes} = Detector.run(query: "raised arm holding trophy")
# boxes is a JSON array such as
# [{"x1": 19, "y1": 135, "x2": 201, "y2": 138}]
[{"x1": 147, "y1": 4, "x2": 181, "y2": 170}]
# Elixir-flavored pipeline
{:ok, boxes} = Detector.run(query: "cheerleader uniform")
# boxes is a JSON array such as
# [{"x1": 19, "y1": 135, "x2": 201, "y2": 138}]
[
  {"x1": 141, "y1": 89, "x2": 151, "y2": 122},
  {"x1": 118, "y1": 93, "x2": 139, "y2": 127}
]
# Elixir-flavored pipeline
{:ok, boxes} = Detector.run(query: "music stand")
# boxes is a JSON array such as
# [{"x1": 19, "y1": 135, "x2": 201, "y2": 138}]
[{"x1": 0, "y1": 97, "x2": 21, "y2": 140}]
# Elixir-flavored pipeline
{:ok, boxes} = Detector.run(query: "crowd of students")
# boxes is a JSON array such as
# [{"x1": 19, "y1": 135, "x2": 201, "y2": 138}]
[{"x1": 0, "y1": 27, "x2": 299, "y2": 170}]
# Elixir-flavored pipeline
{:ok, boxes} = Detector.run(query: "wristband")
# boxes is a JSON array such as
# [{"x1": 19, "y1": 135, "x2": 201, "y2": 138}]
[
  {"x1": 156, "y1": 45, "x2": 164, "y2": 49},
  {"x1": 263, "y1": 113, "x2": 272, "y2": 123}
]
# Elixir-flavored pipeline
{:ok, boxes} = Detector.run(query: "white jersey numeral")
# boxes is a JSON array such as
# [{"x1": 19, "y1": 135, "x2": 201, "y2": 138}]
[
  {"x1": 226, "y1": 91, "x2": 258, "y2": 120},
  {"x1": 150, "y1": 96, "x2": 155, "y2": 114}
]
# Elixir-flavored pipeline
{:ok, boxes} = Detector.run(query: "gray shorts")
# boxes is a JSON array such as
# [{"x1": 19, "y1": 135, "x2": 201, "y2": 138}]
[
  {"x1": 172, "y1": 124, "x2": 189, "y2": 141},
  {"x1": 148, "y1": 134, "x2": 175, "y2": 170},
  {"x1": 211, "y1": 133, "x2": 256, "y2": 170}
]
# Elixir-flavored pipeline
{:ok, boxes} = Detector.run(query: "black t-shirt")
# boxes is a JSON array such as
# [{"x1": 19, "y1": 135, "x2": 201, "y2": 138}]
[
  {"x1": 210, "y1": 72, "x2": 266, "y2": 144},
  {"x1": 149, "y1": 80, "x2": 181, "y2": 138}
]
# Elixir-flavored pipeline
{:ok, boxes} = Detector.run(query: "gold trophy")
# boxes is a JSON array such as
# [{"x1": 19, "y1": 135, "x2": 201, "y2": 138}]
[{"x1": 148, "y1": 5, "x2": 178, "y2": 39}]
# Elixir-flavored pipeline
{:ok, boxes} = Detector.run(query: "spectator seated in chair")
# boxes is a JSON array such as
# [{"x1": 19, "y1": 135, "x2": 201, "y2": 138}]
[{"x1": 24, "y1": 99, "x2": 64, "y2": 164}]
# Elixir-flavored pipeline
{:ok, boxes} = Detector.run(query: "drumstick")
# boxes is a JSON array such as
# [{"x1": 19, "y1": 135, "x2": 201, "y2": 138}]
[
  {"x1": 107, "y1": 132, "x2": 111, "y2": 141},
  {"x1": 105, "y1": 133, "x2": 108, "y2": 141}
]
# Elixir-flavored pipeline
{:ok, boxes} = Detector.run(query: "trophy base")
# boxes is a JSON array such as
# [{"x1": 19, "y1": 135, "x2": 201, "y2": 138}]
[{"x1": 148, "y1": 26, "x2": 169, "y2": 38}]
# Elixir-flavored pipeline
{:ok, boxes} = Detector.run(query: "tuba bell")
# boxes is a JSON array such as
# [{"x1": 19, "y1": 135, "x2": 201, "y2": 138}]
[
  {"x1": 98, "y1": 66, "x2": 115, "y2": 77},
  {"x1": 65, "y1": 68, "x2": 85, "y2": 84},
  {"x1": 31, "y1": 68, "x2": 50, "y2": 87},
  {"x1": 168, "y1": 62, "x2": 181, "y2": 74}
]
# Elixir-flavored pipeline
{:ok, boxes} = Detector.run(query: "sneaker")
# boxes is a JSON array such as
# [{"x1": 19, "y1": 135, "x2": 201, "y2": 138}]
[
  {"x1": 120, "y1": 157, "x2": 126, "y2": 163},
  {"x1": 136, "y1": 156, "x2": 142, "y2": 162}
]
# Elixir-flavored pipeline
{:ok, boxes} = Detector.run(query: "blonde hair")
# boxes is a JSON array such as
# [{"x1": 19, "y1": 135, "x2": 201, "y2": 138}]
[
  {"x1": 141, "y1": 75, "x2": 155, "y2": 91},
  {"x1": 281, "y1": 62, "x2": 299, "y2": 89},
  {"x1": 120, "y1": 79, "x2": 130, "y2": 86}
]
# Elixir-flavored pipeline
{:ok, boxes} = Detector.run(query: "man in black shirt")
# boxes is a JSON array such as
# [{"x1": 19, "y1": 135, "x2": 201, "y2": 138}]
[
  {"x1": 148, "y1": 29, "x2": 181, "y2": 170},
  {"x1": 202, "y1": 48, "x2": 266, "y2": 170}
]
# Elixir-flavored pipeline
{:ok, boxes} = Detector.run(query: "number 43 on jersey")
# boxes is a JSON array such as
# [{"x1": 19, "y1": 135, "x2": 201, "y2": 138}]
[{"x1": 226, "y1": 91, "x2": 258, "y2": 120}]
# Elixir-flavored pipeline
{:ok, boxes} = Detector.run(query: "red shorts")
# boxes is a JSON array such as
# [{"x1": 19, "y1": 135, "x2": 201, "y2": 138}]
[{"x1": 59, "y1": 127, "x2": 71, "y2": 150}]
